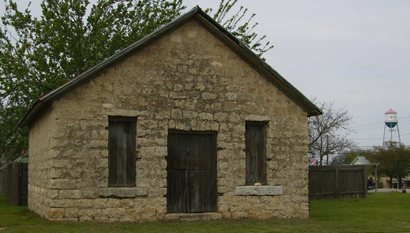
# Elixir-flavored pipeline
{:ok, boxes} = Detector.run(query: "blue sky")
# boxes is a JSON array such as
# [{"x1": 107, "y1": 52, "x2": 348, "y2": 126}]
[{"x1": 2, "y1": 0, "x2": 410, "y2": 149}]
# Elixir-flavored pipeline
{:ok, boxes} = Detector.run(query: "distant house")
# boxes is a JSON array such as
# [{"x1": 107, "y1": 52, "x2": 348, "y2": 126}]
[
  {"x1": 20, "y1": 7, "x2": 321, "y2": 222},
  {"x1": 350, "y1": 156, "x2": 371, "y2": 165}
]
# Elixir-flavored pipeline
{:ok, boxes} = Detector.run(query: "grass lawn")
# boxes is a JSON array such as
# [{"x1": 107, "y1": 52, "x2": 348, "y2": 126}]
[{"x1": 1, "y1": 193, "x2": 410, "y2": 232}]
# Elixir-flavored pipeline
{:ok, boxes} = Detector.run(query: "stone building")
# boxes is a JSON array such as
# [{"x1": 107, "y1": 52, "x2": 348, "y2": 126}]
[{"x1": 21, "y1": 7, "x2": 321, "y2": 222}]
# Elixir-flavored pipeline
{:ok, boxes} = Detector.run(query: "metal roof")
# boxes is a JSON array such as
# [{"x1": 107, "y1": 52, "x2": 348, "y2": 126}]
[
  {"x1": 385, "y1": 108, "x2": 397, "y2": 114},
  {"x1": 20, "y1": 6, "x2": 322, "y2": 126},
  {"x1": 350, "y1": 156, "x2": 371, "y2": 165}
]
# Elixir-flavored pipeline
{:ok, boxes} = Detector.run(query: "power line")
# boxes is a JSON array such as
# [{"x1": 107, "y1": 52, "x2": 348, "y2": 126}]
[
  {"x1": 352, "y1": 115, "x2": 410, "y2": 128},
  {"x1": 356, "y1": 144, "x2": 410, "y2": 148},
  {"x1": 353, "y1": 138, "x2": 383, "y2": 141},
  {"x1": 352, "y1": 131, "x2": 410, "y2": 141},
  {"x1": 353, "y1": 118, "x2": 410, "y2": 129}
]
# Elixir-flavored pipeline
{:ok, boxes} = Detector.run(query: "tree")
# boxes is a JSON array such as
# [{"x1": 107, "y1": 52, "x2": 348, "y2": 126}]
[
  {"x1": 0, "y1": 0, "x2": 273, "y2": 162},
  {"x1": 308, "y1": 101, "x2": 354, "y2": 166},
  {"x1": 372, "y1": 142, "x2": 410, "y2": 189},
  {"x1": 205, "y1": 0, "x2": 273, "y2": 57}
]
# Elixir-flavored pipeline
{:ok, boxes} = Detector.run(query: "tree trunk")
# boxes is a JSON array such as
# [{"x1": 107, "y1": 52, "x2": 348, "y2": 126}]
[
  {"x1": 319, "y1": 136, "x2": 323, "y2": 166},
  {"x1": 389, "y1": 177, "x2": 393, "y2": 188}
]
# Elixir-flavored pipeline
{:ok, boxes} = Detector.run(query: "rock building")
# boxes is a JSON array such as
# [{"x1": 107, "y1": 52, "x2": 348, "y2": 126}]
[{"x1": 21, "y1": 7, "x2": 321, "y2": 222}]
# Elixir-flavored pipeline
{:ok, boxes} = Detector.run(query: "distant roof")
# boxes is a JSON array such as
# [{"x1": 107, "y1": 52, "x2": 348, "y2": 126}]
[
  {"x1": 14, "y1": 156, "x2": 29, "y2": 163},
  {"x1": 20, "y1": 6, "x2": 322, "y2": 126},
  {"x1": 350, "y1": 156, "x2": 371, "y2": 165},
  {"x1": 385, "y1": 108, "x2": 397, "y2": 114}
]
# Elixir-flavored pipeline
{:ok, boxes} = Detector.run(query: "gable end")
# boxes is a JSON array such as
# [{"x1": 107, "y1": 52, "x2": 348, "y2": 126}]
[{"x1": 20, "y1": 6, "x2": 321, "y2": 127}]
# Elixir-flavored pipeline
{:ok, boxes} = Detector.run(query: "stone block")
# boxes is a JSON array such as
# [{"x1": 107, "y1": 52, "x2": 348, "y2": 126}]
[
  {"x1": 214, "y1": 112, "x2": 228, "y2": 121},
  {"x1": 64, "y1": 208, "x2": 79, "y2": 218},
  {"x1": 50, "y1": 179, "x2": 76, "y2": 190},
  {"x1": 199, "y1": 112, "x2": 213, "y2": 120},
  {"x1": 99, "y1": 187, "x2": 148, "y2": 198},
  {"x1": 58, "y1": 190, "x2": 82, "y2": 199},
  {"x1": 182, "y1": 110, "x2": 198, "y2": 118},
  {"x1": 226, "y1": 92, "x2": 237, "y2": 100},
  {"x1": 148, "y1": 188, "x2": 167, "y2": 197},
  {"x1": 234, "y1": 185, "x2": 283, "y2": 196},
  {"x1": 173, "y1": 84, "x2": 183, "y2": 91},
  {"x1": 201, "y1": 92, "x2": 217, "y2": 100},
  {"x1": 48, "y1": 208, "x2": 64, "y2": 218},
  {"x1": 170, "y1": 109, "x2": 182, "y2": 119}
]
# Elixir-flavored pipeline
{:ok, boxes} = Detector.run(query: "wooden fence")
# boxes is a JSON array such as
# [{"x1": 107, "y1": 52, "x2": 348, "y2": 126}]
[
  {"x1": 0, "y1": 161, "x2": 28, "y2": 205},
  {"x1": 309, "y1": 165, "x2": 367, "y2": 199}
]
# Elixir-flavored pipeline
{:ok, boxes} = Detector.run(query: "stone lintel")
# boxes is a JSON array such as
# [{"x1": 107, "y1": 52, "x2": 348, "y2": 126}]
[
  {"x1": 99, "y1": 187, "x2": 148, "y2": 198},
  {"x1": 234, "y1": 185, "x2": 283, "y2": 196}
]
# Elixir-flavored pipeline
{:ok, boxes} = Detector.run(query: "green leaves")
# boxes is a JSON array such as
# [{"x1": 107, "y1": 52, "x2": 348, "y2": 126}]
[
  {"x1": 0, "y1": 0, "x2": 272, "y2": 163},
  {"x1": 372, "y1": 143, "x2": 410, "y2": 182},
  {"x1": 206, "y1": 0, "x2": 273, "y2": 57},
  {"x1": 86, "y1": 0, "x2": 184, "y2": 68},
  {"x1": 0, "y1": 0, "x2": 185, "y2": 162}
]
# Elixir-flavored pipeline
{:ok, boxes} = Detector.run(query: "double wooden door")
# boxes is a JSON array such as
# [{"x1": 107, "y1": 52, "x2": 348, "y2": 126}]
[{"x1": 167, "y1": 131, "x2": 217, "y2": 213}]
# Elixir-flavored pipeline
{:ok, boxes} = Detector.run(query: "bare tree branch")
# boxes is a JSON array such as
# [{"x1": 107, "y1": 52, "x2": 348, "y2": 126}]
[{"x1": 308, "y1": 100, "x2": 355, "y2": 165}]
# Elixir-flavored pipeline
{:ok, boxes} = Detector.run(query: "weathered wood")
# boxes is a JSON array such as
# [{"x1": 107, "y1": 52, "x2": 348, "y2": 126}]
[
  {"x1": 167, "y1": 131, "x2": 217, "y2": 213},
  {"x1": 309, "y1": 165, "x2": 367, "y2": 199},
  {"x1": 0, "y1": 162, "x2": 28, "y2": 206},
  {"x1": 167, "y1": 170, "x2": 188, "y2": 213},
  {"x1": 245, "y1": 122, "x2": 267, "y2": 185},
  {"x1": 108, "y1": 117, "x2": 136, "y2": 187},
  {"x1": 18, "y1": 163, "x2": 28, "y2": 205}
]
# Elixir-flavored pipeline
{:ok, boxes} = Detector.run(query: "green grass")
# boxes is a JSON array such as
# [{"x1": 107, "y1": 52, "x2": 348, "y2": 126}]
[{"x1": 1, "y1": 193, "x2": 410, "y2": 232}]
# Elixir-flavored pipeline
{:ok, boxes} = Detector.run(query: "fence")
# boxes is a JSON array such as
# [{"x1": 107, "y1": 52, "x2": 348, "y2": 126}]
[
  {"x1": 309, "y1": 165, "x2": 367, "y2": 199},
  {"x1": 0, "y1": 159, "x2": 28, "y2": 206}
]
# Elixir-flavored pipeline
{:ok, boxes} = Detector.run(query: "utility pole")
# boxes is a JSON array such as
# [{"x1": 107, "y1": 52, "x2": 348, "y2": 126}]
[{"x1": 326, "y1": 135, "x2": 329, "y2": 165}]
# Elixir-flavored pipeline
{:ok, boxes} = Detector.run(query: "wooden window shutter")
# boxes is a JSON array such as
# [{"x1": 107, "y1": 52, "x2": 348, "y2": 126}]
[
  {"x1": 108, "y1": 116, "x2": 136, "y2": 187},
  {"x1": 245, "y1": 121, "x2": 268, "y2": 185}
]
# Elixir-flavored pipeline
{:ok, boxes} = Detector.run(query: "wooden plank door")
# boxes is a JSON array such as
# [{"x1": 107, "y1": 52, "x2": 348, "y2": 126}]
[
  {"x1": 108, "y1": 117, "x2": 136, "y2": 187},
  {"x1": 167, "y1": 131, "x2": 217, "y2": 213},
  {"x1": 167, "y1": 133, "x2": 189, "y2": 213},
  {"x1": 186, "y1": 134, "x2": 217, "y2": 212},
  {"x1": 245, "y1": 122, "x2": 267, "y2": 185}
]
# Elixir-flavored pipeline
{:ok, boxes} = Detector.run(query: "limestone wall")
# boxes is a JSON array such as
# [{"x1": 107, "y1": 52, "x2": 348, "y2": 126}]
[
  {"x1": 29, "y1": 19, "x2": 309, "y2": 221},
  {"x1": 28, "y1": 109, "x2": 56, "y2": 217}
]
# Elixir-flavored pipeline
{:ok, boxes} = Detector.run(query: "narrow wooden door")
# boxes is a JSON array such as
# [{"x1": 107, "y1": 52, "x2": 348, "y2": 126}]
[
  {"x1": 108, "y1": 117, "x2": 136, "y2": 187},
  {"x1": 245, "y1": 122, "x2": 267, "y2": 185},
  {"x1": 167, "y1": 131, "x2": 217, "y2": 213}
]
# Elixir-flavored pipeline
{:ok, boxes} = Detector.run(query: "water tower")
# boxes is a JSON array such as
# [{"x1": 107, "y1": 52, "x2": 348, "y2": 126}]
[{"x1": 383, "y1": 108, "x2": 401, "y2": 146}]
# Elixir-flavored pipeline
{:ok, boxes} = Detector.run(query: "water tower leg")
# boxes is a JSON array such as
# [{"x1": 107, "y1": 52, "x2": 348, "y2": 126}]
[
  {"x1": 397, "y1": 123, "x2": 401, "y2": 144},
  {"x1": 382, "y1": 125, "x2": 386, "y2": 146},
  {"x1": 390, "y1": 127, "x2": 393, "y2": 143}
]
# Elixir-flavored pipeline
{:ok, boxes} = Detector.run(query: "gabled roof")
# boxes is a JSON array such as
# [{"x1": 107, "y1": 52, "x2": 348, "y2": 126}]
[
  {"x1": 351, "y1": 156, "x2": 371, "y2": 165},
  {"x1": 20, "y1": 6, "x2": 322, "y2": 126}
]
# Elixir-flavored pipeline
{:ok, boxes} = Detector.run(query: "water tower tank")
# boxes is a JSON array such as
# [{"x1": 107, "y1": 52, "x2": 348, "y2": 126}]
[{"x1": 385, "y1": 108, "x2": 398, "y2": 128}]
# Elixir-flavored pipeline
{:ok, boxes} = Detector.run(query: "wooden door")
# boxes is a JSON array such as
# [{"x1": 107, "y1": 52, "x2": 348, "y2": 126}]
[
  {"x1": 245, "y1": 122, "x2": 267, "y2": 185},
  {"x1": 108, "y1": 117, "x2": 136, "y2": 187},
  {"x1": 167, "y1": 131, "x2": 217, "y2": 213}
]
